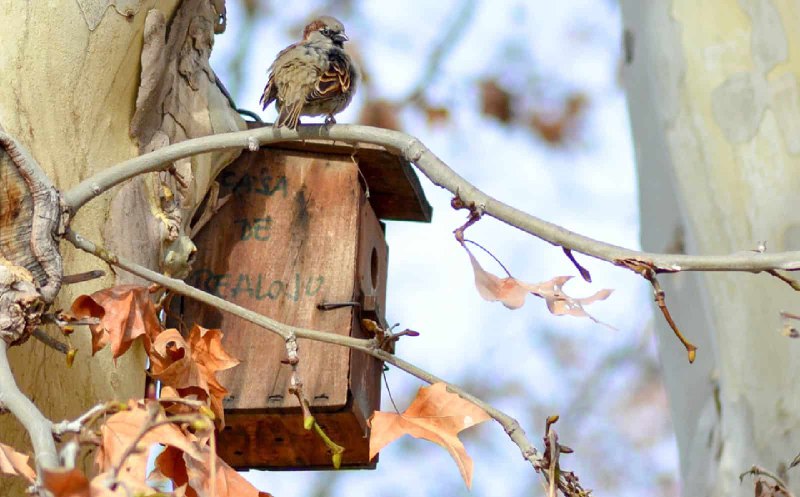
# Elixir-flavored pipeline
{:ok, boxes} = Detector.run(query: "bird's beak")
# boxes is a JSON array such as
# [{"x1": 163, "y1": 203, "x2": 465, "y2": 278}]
[{"x1": 333, "y1": 32, "x2": 349, "y2": 43}]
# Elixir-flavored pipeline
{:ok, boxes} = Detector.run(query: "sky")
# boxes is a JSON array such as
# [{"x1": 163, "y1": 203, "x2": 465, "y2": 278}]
[{"x1": 209, "y1": 1, "x2": 679, "y2": 495}]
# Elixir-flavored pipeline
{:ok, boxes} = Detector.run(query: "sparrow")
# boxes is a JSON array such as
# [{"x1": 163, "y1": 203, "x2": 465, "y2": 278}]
[{"x1": 260, "y1": 16, "x2": 358, "y2": 129}]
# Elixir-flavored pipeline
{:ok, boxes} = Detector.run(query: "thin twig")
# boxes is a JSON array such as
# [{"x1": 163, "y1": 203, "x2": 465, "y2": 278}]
[
  {"x1": 51, "y1": 402, "x2": 121, "y2": 437},
  {"x1": 42, "y1": 313, "x2": 100, "y2": 328},
  {"x1": 768, "y1": 269, "x2": 800, "y2": 291},
  {"x1": 452, "y1": 197, "x2": 484, "y2": 243},
  {"x1": 109, "y1": 403, "x2": 160, "y2": 486},
  {"x1": 619, "y1": 259, "x2": 697, "y2": 363},
  {"x1": 191, "y1": 191, "x2": 231, "y2": 238},
  {"x1": 62, "y1": 270, "x2": 105, "y2": 285},
  {"x1": 61, "y1": 123, "x2": 800, "y2": 274},
  {"x1": 209, "y1": 429, "x2": 218, "y2": 497},
  {"x1": 109, "y1": 409, "x2": 199, "y2": 489},
  {"x1": 77, "y1": 243, "x2": 581, "y2": 492},
  {"x1": 32, "y1": 329, "x2": 69, "y2": 355},
  {"x1": 547, "y1": 427, "x2": 558, "y2": 497},
  {"x1": 382, "y1": 370, "x2": 400, "y2": 414},
  {"x1": 66, "y1": 229, "x2": 547, "y2": 473},
  {"x1": 285, "y1": 333, "x2": 344, "y2": 466},
  {"x1": 740, "y1": 465, "x2": 796, "y2": 497},
  {"x1": 157, "y1": 397, "x2": 208, "y2": 409},
  {"x1": 649, "y1": 274, "x2": 697, "y2": 363},
  {"x1": 401, "y1": 0, "x2": 477, "y2": 104},
  {"x1": 563, "y1": 248, "x2": 592, "y2": 283},
  {"x1": 464, "y1": 239, "x2": 512, "y2": 277},
  {"x1": 237, "y1": 109, "x2": 263, "y2": 123}
]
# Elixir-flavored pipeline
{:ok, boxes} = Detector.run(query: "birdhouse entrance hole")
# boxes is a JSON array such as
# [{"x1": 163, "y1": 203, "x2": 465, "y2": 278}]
[{"x1": 370, "y1": 247, "x2": 379, "y2": 289}]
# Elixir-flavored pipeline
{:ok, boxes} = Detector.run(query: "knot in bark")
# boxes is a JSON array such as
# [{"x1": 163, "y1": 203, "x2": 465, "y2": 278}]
[{"x1": 0, "y1": 262, "x2": 44, "y2": 346}]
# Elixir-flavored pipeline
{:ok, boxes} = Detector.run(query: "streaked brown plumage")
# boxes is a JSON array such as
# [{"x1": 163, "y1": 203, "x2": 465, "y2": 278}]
[{"x1": 260, "y1": 16, "x2": 358, "y2": 129}]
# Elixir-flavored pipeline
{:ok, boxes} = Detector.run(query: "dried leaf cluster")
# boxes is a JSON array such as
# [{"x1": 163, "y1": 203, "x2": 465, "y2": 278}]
[
  {"x1": 71, "y1": 286, "x2": 238, "y2": 424},
  {"x1": 464, "y1": 244, "x2": 612, "y2": 324},
  {"x1": 0, "y1": 283, "x2": 263, "y2": 496},
  {"x1": 1, "y1": 399, "x2": 274, "y2": 497},
  {"x1": 0, "y1": 279, "x2": 506, "y2": 494}
]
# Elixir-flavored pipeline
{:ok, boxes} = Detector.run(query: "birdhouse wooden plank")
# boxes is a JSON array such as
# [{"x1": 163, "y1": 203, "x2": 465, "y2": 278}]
[{"x1": 179, "y1": 127, "x2": 431, "y2": 470}]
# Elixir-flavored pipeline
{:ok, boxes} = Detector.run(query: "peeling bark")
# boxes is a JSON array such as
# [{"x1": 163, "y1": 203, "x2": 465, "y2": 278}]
[
  {"x1": 0, "y1": 261, "x2": 42, "y2": 346},
  {"x1": 0, "y1": 131, "x2": 64, "y2": 311},
  {"x1": 107, "y1": 0, "x2": 244, "y2": 282},
  {"x1": 0, "y1": 132, "x2": 62, "y2": 346}
]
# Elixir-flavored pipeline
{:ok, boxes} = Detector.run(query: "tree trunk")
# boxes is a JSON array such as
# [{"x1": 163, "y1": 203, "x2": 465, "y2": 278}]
[
  {"x1": 0, "y1": 1, "x2": 243, "y2": 494},
  {"x1": 622, "y1": 2, "x2": 800, "y2": 496}
]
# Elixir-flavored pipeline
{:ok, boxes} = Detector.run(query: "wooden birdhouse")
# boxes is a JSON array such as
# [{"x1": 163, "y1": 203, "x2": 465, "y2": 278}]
[{"x1": 179, "y1": 124, "x2": 432, "y2": 470}]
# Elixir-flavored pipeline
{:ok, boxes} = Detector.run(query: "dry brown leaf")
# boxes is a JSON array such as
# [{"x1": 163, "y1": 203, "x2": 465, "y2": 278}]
[
  {"x1": 358, "y1": 99, "x2": 401, "y2": 130},
  {"x1": 42, "y1": 467, "x2": 167, "y2": 497},
  {"x1": 96, "y1": 400, "x2": 202, "y2": 483},
  {"x1": 185, "y1": 447, "x2": 272, "y2": 497},
  {"x1": 0, "y1": 442, "x2": 35, "y2": 482},
  {"x1": 71, "y1": 285, "x2": 161, "y2": 358},
  {"x1": 423, "y1": 105, "x2": 451, "y2": 126},
  {"x1": 187, "y1": 326, "x2": 239, "y2": 372},
  {"x1": 92, "y1": 470, "x2": 168, "y2": 497},
  {"x1": 149, "y1": 325, "x2": 239, "y2": 425},
  {"x1": 753, "y1": 478, "x2": 791, "y2": 497},
  {"x1": 41, "y1": 468, "x2": 91, "y2": 497},
  {"x1": 150, "y1": 329, "x2": 205, "y2": 391},
  {"x1": 368, "y1": 382, "x2": 490, "y2": 489},
  {"x1": 529, "y1": 92, "x2": 588, "y2": 145},
  {"x1": 152, "y1": 446, "x2": 187, "y2": 489},
  {"x1": 154, "y1": 440, "x2": 272, "y2": 497},
  {"x1": 466, "y1": 246, "x2": 529, "y2": 309},
  {"x1": 465, "y1": 245, "x2": 613, "y2": 324},
  {"x1": 159, "y1": 385, "x2": 201, "y2": 418},
  {"x1": 529, "y1": 276, "x2": 614, "y2": 326},
  {"x1": 479, "y1": 79, "x2": 513, "y2": 123},
  {"x1": 188, "y1": 325, "x2": 239, "y2": 420}
]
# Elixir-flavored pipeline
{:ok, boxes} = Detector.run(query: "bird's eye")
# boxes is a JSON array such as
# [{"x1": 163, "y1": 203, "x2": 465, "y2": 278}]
[{"x1": 321, "y1": 28, "x2": 331, "y2": 35}]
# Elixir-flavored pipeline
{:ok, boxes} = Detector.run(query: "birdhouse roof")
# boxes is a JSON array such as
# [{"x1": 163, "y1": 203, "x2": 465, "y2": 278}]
[{"x1": 267, "y1": 139, "x2": 433, "y2": 223}]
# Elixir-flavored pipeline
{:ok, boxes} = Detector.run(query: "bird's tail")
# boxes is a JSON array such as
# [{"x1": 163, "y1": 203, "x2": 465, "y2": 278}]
[{"x1": 276, "y1": 103, "x2": 303, "y2": 130}]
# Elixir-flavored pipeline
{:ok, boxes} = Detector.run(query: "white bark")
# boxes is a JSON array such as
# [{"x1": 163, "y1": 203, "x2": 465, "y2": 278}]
[
  {"x1": 622, "y1": 2, "x2": 800, "y2": 496},
  {"x1": 0, "y1": 1, "x2": 242, "y2": 494}
]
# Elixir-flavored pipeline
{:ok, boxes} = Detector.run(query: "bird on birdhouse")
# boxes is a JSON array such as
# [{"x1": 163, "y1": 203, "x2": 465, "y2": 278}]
[{"x1": 260, "y1": 16, "x2": 358, "y2": 129}]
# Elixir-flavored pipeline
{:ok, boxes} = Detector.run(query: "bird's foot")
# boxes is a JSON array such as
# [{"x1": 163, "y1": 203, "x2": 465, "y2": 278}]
[{"x1": 324, "y1": 115, "x2": 337, "y2": 127}]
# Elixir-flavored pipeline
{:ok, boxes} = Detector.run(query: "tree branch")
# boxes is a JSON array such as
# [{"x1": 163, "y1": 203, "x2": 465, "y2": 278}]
[
  {"x1": 65, "y1": 229, "x2": 548, "y2": 474},
  {"x1": 0, "y1": 341, "x2": 58, "y2": 472},
  {"x1": 401, "y1": 0, "x2": 477, "y2": 104},
  {"x1": 63, "y1": 124, "x2": 800, "y2": 274}
]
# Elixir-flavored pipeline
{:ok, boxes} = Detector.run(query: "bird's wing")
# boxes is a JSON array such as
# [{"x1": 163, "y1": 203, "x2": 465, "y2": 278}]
[
  {"x1": 307, "y1": 50, "x2": 355, "y2": 103},
  {"x1": 260, "y1": 42, "x2": 306, "y2": 110},
  {"x1": 267, "y1": 44, "x2": 329, "y2": 125},
  {"x1": 259, "y1": 74, "x2": 276, "y2": 110}
]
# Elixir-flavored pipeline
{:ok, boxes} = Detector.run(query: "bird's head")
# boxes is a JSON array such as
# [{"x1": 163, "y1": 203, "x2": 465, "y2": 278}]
[{"x1": 303, "y1": 16, "x2": 349, "y2": 47}]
